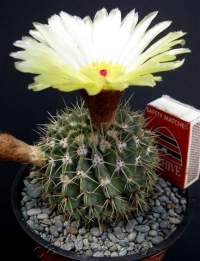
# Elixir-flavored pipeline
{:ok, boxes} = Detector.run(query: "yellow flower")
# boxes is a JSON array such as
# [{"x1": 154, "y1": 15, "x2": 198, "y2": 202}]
[{"x1": 10, "y1": 8, "x2": 190, "y2": 95}]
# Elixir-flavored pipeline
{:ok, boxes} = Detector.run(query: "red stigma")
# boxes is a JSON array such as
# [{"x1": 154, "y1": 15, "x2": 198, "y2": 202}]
[{"x1": 99, "y1": 69, "x2": 108, "y2": 77}]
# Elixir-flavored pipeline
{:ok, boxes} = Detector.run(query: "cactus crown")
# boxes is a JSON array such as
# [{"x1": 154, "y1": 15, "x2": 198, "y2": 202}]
[{"x1": 33, "y1": 101, "x2": 159, "y2": 224}]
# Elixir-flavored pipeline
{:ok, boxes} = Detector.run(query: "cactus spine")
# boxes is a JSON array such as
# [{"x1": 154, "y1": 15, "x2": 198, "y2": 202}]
[{"x1": 32, "y1": 100, "x2": 159, "y2": 224}]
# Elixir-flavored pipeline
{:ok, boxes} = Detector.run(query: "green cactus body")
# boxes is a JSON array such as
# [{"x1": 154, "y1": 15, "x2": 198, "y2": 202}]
[{"x1": 35, "y1": 102, "x2": 159, "y2": 224}]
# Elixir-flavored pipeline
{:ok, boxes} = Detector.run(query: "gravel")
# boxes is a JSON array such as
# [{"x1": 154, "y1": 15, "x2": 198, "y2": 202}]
[
  {"x1": 27, "y1": 208, "x2": 41, "y2": 216},
  {"x1": 74, "y1": 238, "x2": 83, "y2": 250},
  {"x1": 126, "y1": 219, "x2": 137, "y2": 233},
  {"x1": 149, "y1": 230, "x2": 158, "y2": 237},
  {"x1": 62, "y1": 242, "x2": 74, "y2": 251},
  {"x1": 160, "y1": 221, "x2": 169, "y2": 229},
  {"x1": 93, "y1": 251, "x2": 104, "y2": 257},
  {"x1": 151, "y1": 236, "x2": 164, "y2": 245},
  {"x1": 50, "y1": 226, "x2": 59, "y2": 237},
  {"x1": 38, "y1": 213, "x2": 49, "y2": 220},
  {"x1": 136, "y1": 233, "x2": 145, "y2": 244},
  {"x1": 24, "y1": 179, "x2": 42, "y2": 199},
  {"x1": 90, "y1": 227, "x2": 102, "y2": 237},
  {"x1": 21, "y1": 176, "x2": 187, "y2": 258},
  {"x1": 135, "y1": 225, "x2": 150, "y2": 233},
  {"x1": 128, "y1": 232, "x2": 137, "y2": 241}
]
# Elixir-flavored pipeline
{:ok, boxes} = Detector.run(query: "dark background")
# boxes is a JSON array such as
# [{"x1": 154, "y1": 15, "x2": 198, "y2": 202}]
[{"x1": 0, "y1": 0, "x2": 199, "y2": 260}]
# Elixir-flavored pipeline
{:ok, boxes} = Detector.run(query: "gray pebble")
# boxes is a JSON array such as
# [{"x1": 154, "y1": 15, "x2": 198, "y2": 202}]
[
  {"x1": 170, "y1": 194, "x2": 179, "y2": 204},
  {"x1": 74, "y1": 238, "x2": 83, "y2": 250},
  {"x1": 92, "y1": 236, "x2": 98, "y2": 243},
  {"x1": 162, "y1": 229, "x2": 172, "y2": 236},
  {"x1": 149, "y1": 199, "x2": 154, "y2": 207},
  {"x1": 113, "y1": 227, "x2": 126, "y2": 240},
  {"x1": 119, "y1": 239, "x2": 129, "y2": 247},
  {"x1": 164, "y1": 187, "x2": 171, "y2": 193},
  {"x1": 172, "y1": 187, "x2": 178, "y2": 193},
  {"x1": 108, "y1": 233, "x2": 118, "y2": 243},
  {"x1": 42, "y1": 208, "x2": 52, "y2": 215},
  {"x1": 125, "y1": 219, "x2": 137, "y2": 233},
  {"x1": 27, "y1": 208, "x2": 41, "y2": 216},
  {"x1": 22, "y1": 211, "x2": 28, "y2": 220},
  {"x1": 83, "y1": 238, "x2": 89, "y2": 248},
  {"x1": 25, "y1": 200, "x2": 37, "y2": 210},
  {"x1": 161, "y1": 213, "x2": 168, "y2": 220},
  {"x1": 79, "y1": 228, "x2": 87, "y2": 235},
  {"x1": 62, "y1": 242, "x2": 74, "y2": 251},
  {"x1": 41, "y1": 219, "x2": 51, "y2": 225},
  {"x1": 37, "y1": 213, "x2": 48, "y2": 220},
  {"x1": 85, "y1": 250, "x2": 92, "y2": 256},
  {"x1": 153, "y1": 213, "x2": 160, "y2": 218},
  {"x1": 181, "y1": 198, "x2": 187, "y2": 205},
  {"x1": 149, "y1": 230, "x2": 158, "y2": 237},
  {"x1": 90, "y1": 227, "x2": 102, "y2": 237},
  {"x1": 113, "y1": 226, "x2": 121, "y2": 235},
  {"x1": 101, "y1": 232, "x2": 107, "y2": 241},
  {"x1": 136, "y1": 216, "x2": 143, "y2": 224},
  {"x1": 25, "y1": 181, "x2": 42, "y2": 199},
  {"x1": 54, "y1": 240, "x2": 61, "y2": 247},
  {"x1": 109, "y1": 245, "x2": 118, "y2": 252},
  {"x1": 159, "y1": 195, "x2": 169, "y2": 203},
  {"x1": 155, "y1": 199, "x2": 161, "y2": 206},
  {"x1": 158, "y1": 178, "x2": 168, "y2": 188},
  {"x1": 135, "y1": 225, "x2": 150, "y2": 233},
  {"x1": 55, "y1": 220, "x2": 63, "y2": 232},
  {"x1": 143, "y1": 205, "x2": 150, "y2": 212},
  {"x1": 175, "y1": 207, "x2": 183, "y2": 214},
  {"x1": 168, "y1": 209, "x2": 176, "y2": 217},
  {"x1": 128, "y1": 232, "x2": 137, "y2": 241},
  {"x1": 141, "y1": 241, "x2": 153, "y2": 253},
  {"x1": 150, "y1": 223, "x2": 159, "y2": 230},
  {"x1": 104, "y1": 250, "x2": 111, "y2": 256},
  {"x1": 119, "y1": 248, "x2": 127, "y2": 256},
  {"x1": 50, "y1": 226, "x2": 59, "y2": 237},
  {"x1": 136, "y1": 233, "x2": 145, "y2": 244},
  {"x1": 153, "y1": 206, "x2": 165, "y2": 214},
  {"x1": 116, "y1": 244, "x2": 122, "y2": 251},
  {"x1": 27, "y1": 220, "x2": 42, "y2": 231},
  {"x1": 169, "y1": 217, "x2": 181, "y2": 224},
  {"x1": 160, "y1": 221, "x2": 169, "y2": 229},
  {"x1": 91, "y1": 242, "x2": 101, "y2": 250},
  {"x1": 93, "y1": 251, "x2": 104, "y2": 257},
  {"x1": 151, "y1": 236, "x2": 164, "y2": 245},
  {"x1": 111, "y1": 252, "x2": 118, "y2": 257},
  {"x1": 22, "y1": 195, "x2": 30, "y2": 203},
  {"x1": 147, "y1": 215, "x2": 155, "y2": 221},
  {"x1": 127, "y1": 245, "x2": 134, "y2": 251}
]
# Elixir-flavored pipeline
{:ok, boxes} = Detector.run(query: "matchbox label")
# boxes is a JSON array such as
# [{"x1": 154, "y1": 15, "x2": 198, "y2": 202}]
[{"x1": 145, "y1": 103, "x2": 200, "y2": 189}]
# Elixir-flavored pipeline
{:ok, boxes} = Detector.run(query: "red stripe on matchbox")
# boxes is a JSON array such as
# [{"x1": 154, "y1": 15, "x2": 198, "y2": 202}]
[{"x1": 145, "y1": 105, "x2": 191, "y2": 189}]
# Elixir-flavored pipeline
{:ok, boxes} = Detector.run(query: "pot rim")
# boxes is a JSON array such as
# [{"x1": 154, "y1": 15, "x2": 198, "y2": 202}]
[{"x1": 11, "y1": 166, "x2": 196, "y2": 261}]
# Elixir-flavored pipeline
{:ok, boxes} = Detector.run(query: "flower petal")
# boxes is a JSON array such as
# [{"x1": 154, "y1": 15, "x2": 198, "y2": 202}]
[
  {"x1": 125, "y1": 21, "x2": 172, "y2": 69},
  {"x1": 119, "y1": 11, "x2": 158, "y2": 65},
  {"x1": 10, "y1": 8, "x2": 190, "y2": 95}
]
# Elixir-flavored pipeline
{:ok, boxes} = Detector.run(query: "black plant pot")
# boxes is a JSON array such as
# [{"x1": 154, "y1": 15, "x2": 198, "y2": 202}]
[{"x1": 11, "y1": 167, "x2": 196, "y2": 261}]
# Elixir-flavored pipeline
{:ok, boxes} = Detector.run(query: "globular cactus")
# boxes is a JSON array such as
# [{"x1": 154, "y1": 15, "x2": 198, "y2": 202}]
[{"x1": 33, "y1": 101, "x2": 159, "y2": 224}]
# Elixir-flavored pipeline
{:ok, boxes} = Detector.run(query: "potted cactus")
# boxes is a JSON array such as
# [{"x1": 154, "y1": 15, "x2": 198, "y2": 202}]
[{"x1": 0, "y1": 7, "x2": 193, "y2": 261}]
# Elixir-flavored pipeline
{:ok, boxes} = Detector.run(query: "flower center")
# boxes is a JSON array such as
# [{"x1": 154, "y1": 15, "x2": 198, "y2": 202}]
[{"x1": 99, "y1": 69, "x2": 108, "y2": 77}]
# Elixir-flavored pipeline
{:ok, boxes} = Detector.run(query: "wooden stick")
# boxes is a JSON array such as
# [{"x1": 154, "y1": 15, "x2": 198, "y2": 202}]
[{"x1": 0, "y1": 133, "x2": 45, "y2": 167}]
